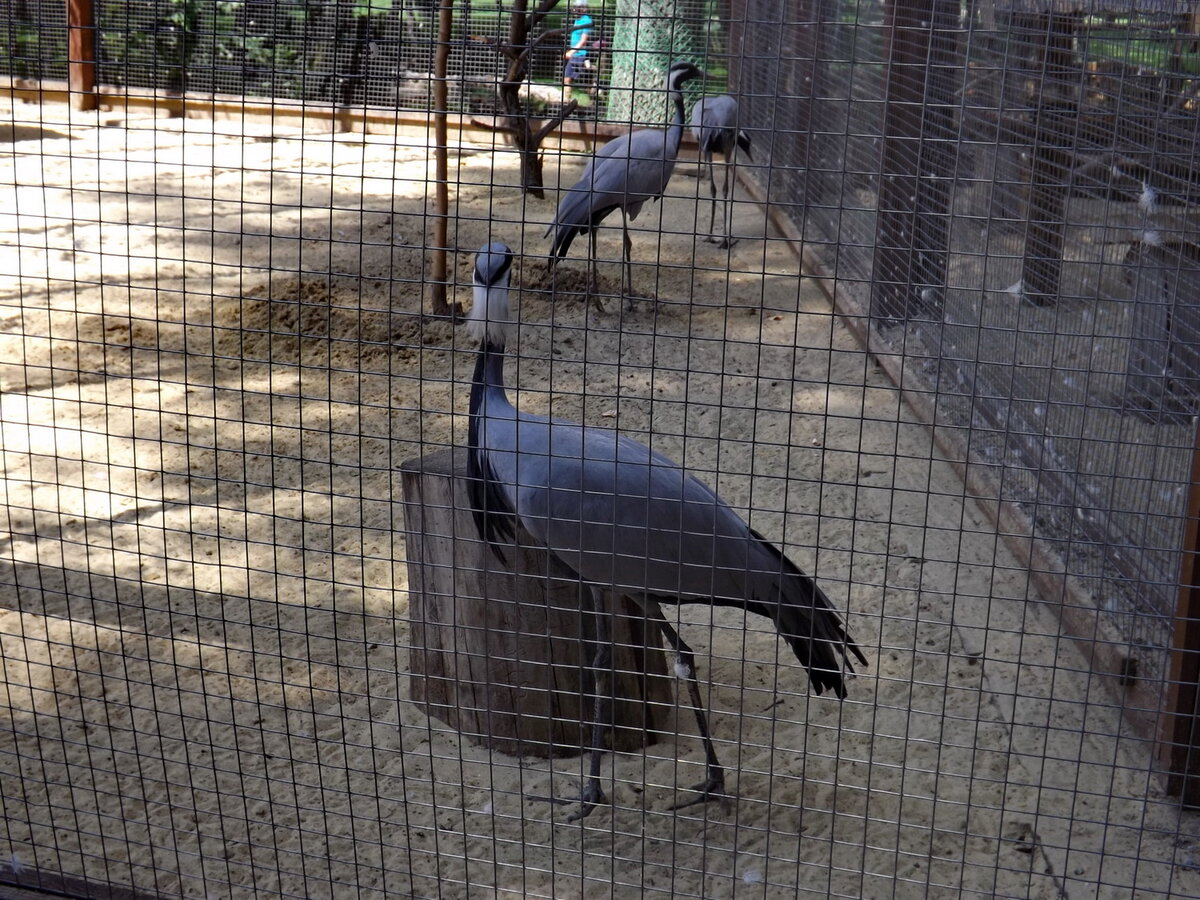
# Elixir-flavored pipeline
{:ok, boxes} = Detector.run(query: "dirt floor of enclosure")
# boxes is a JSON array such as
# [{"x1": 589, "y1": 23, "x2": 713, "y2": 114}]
[{"x1": 1, "y1": 97, "x2": 1200, "y2": 898}]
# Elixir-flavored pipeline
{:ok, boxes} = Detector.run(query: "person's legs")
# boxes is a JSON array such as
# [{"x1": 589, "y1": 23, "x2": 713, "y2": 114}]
[{"x1": 564, "y1": 56, "x2": 582, "y2": 91}]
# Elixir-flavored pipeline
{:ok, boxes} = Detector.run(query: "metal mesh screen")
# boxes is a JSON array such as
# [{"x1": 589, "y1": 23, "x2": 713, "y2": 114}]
[
  {"x1": 3, "y1": 0, "x2": 1200, "y2": 898},
  {"x1": 733, "y1": 0, "x2": 1200, "y2": 693},
  {"x1": 1, "y1": 0, "x2": 70, "y2": 82}
]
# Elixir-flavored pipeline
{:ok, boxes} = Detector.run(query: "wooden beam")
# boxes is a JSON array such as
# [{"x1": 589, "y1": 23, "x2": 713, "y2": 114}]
[{"x1": 0, "y1": 79, "x2": 654, "y2": 155}]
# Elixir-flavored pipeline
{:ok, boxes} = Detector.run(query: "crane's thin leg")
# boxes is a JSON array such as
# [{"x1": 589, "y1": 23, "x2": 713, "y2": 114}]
[
  {"x1": 620, "y1": 211, "x2": 635, "y2": 308},
  {"x1": 569, "y1": 585, "x2": 613, "y2": 821},
  {"x1": 647, "y1": 609, "x2": 727, "y2": 811},
  {"x1": 527, "y1": 585, "x2": 612, "y2": 821},
  {"x1": 716, "y1": 150, "x2": 739, "y2": 250},
  {"x1": 705, "y1": 155, "x2": 719, "y2": 242},
  {"x1": 587, "y1": 228, "x2": 602, "y2": 311}
]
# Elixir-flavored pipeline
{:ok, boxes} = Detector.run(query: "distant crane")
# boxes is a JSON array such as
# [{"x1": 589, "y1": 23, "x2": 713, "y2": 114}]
[
  {"x1": 467, "y1": 242, "x2": 866, "y2": 821},
  {"x1": 547, "y1": 60, "x2": 706, "y2": 307},
  {"x1": 690, "y1": 94, "x2": 752, "y2": 248}
]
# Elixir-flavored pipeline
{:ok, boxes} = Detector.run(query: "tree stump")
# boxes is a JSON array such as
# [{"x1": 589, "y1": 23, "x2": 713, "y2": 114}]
[{"x1": 400, "y1": 448, "x2": 673, "y2": 758}]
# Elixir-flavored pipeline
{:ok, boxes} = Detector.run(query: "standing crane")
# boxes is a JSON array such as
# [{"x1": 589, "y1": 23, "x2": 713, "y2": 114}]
[
  {"x1": 466, "y1": 242, "x2": 866, "y2": 822},
  {"x1": 690, "y1": 94, "x2": 752, "y2": 248},
  {"x1": 547, "y1": 60, "x2": 706, "y2": 308}
]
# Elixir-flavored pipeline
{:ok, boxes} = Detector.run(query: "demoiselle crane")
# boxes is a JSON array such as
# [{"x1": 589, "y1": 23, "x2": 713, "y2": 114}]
[
  {"x1": 690, "y1": 94, "x2": 752, "y2": 247},
  {"x1": 547, "y1": 60, "x2": 706, "y2": 307},
  {"x1": 466, "y1": 242, "x2": 866, "y2": 822}
]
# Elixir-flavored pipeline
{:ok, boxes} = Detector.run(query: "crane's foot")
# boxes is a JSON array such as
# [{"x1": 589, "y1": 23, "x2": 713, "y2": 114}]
[
  {"x1": 619, "y1": 290, "x2": 657, "y2": 312},
  {"x1": 527, "y1": 779, "x2": 608, "y2": 822},
  {"x1": 669, "y1": 770, "x2": 729, "y2": 813},
  {"x1": 702, "y1": 234, "x2": 739, "y2": 248},
  {"x1": 581, "y1": 276, "x2": 606, "y2": 311}
]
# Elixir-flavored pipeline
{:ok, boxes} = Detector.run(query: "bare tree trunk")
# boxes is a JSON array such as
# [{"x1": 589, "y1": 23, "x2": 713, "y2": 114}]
[{"x1": 478, "y1": 0, "x2": 579, "y2": 197}]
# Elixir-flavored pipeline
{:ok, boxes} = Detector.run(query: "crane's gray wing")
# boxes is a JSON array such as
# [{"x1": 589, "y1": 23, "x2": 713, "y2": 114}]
[
  {"x1": 483, "y1": 408, "x2": 863, "y2": 693},
  {"x1": 487, "y1": 412, "x2": 771, "y2": 599},
  {"x1": 691, "y1": 95, "x2": 741, "y2": 157},
  {"x1": 547, "y1": 129, "x2": 679, "y2": 258},
  {"x1": 690, "y1": 97, "x2": 718, "y2": 155}
]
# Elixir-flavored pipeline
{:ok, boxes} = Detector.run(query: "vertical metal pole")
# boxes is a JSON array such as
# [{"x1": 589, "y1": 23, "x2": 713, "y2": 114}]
[
  {"x1": 429, "y1": 0, "x2": 453, "y2": 317},
  {"x1": 1160, "y1": 418, "x2": 1200, "y2": 807},
  {"x1": 67, "y1": 0, "x2": 98, "y2": 111}
]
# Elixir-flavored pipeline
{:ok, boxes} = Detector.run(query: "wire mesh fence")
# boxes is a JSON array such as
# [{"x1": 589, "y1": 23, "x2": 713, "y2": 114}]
[
  {"x1": 2, "y1": 0, "x2": 1200, "y2": 898},
  {"x1": 731, "y1": 0, "x2": 1200, "y2": 706}
]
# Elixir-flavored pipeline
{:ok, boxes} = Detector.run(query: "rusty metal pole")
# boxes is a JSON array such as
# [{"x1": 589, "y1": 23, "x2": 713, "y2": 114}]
[
  {"x1": 428, "y1": 0, "x2": 453, "y2": 317},
  {"x1": 1160, "y1": 418, "x2": 1200, "y2": 806},
  {"x1": 67, "y1": 0, "x2": 98, "y2": 111}
]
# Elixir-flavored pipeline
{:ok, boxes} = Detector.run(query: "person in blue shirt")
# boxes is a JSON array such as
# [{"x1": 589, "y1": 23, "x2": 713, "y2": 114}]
[{"x1": 562, "y1": 0, "x2": 593, "y2": 95}]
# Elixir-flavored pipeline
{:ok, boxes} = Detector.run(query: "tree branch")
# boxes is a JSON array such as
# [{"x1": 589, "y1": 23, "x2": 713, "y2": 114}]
[
  {"x1": 470, "y1": 116, "x2": 521, "y2": 135},
  {"x1": 527, "y1": 0, "x2": 562, "y2": 35},
  {"x1": 524, "y1": 26, "x2": 569, "y2": 56},
  {"x1": 535, "y1": 100, "x2": 580, "y2": 141}
]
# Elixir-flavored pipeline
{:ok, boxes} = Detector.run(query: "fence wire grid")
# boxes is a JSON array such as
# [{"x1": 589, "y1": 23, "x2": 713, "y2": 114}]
[{"x1": 3, "y1": 0, "x2": 1200, "y2": 898}]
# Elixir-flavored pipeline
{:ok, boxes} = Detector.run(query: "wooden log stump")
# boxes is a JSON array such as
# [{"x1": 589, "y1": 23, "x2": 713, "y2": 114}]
[{"x1": 400, "y1": 448, "x2": 673, "y2": 758}]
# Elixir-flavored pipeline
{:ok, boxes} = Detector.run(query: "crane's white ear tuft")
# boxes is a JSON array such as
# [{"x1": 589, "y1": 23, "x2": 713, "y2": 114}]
[{"x1": 467, "y1": 284, "x2": 511, "y2": 345}]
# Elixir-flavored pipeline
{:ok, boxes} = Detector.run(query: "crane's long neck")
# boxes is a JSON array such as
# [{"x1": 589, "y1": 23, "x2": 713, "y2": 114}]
[
  {"x1": 468, "y1": 278, "x2": 515, "y2": 428},
  {"x1": 665, "y1": 87, "x2": 686, "y2": 158},
  {"x1": 469, "y1": 341, "x2": 510, "y2": 426}
]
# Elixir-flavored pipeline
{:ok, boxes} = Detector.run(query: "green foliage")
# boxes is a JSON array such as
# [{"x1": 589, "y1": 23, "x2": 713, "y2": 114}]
[
  {"x1": 1074, "y1": 14, "x2": 1200, "y2": 75},
  {"x1": 606, "y1": 0, "x2": 707, "y2": 125},
  {"x1": 352, "y1": 0, "x2": 394, "y2": 17},
  {"x1": 11, "y1": 24, "x2": 42, "y2": 78}
]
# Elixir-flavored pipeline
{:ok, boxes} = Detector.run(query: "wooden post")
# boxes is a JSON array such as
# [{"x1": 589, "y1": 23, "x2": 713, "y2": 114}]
[
  {"x1": 1017, "y1": 13, "x2": 1077, "y2": 305},
  {"x1": 428, "y1": 0, "x2": 453, "y2": 317},
  {"x1": 1160, "y1": 420, "x2": 1200, "y2": 806},
  {"x1": 870, "y1": 0, "x2": 960, "y2": 323},
  {"x1": 67, "y1": 0, "x2": 98, "y2": 112},
  {"x1": 400, "y1": 449, "x2": 673, "y2": 759}
]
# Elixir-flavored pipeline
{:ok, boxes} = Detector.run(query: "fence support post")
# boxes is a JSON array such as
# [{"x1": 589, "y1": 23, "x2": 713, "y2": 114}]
[
  {"x1": 67, "y1": 0, "x2": 98, "y2": 112},
  {"x1": 1160, "y1": 420, "x2": 1200, "y2": 806},
  {"x1": 428, "y1": 0, "x2": 453, "y2": 317},
  {"x1": 1015, "y1": 13, "x2": 1077, "y2": 305},
  {"x1": 870, "y1": 0, "x2": 959, "y2": 323}
]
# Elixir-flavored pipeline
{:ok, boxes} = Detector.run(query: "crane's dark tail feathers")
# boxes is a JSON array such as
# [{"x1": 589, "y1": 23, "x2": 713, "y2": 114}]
[
  {"x1": 548, "y1": 222, "x2": 580, "y2": 263},
  {"x1": 750, "y1": 569, "x2": 867, "y2": 698},
  {"x1": 657, "y1": 529, "x2": 865, "y2": 697},
  {"x1": 548, "y1": 193, "x2": 621, "y2": 265},
  {"x1": 736, "y1": 131, "x2": 753, "y2": 162}
]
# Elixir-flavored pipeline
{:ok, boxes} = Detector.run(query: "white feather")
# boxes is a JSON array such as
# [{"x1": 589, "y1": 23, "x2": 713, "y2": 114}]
[
  {"x1": 1139, "y1": 182, "x2": 1158, "y2": 214},
  {"x1": 467, "y1": 282, "x2": 510, "y2": 346}
]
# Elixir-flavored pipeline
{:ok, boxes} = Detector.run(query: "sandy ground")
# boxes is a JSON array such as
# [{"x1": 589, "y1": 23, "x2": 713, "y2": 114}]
[{"x1": 1, "y1": 97, "x2": 1200, "y2": 899}]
